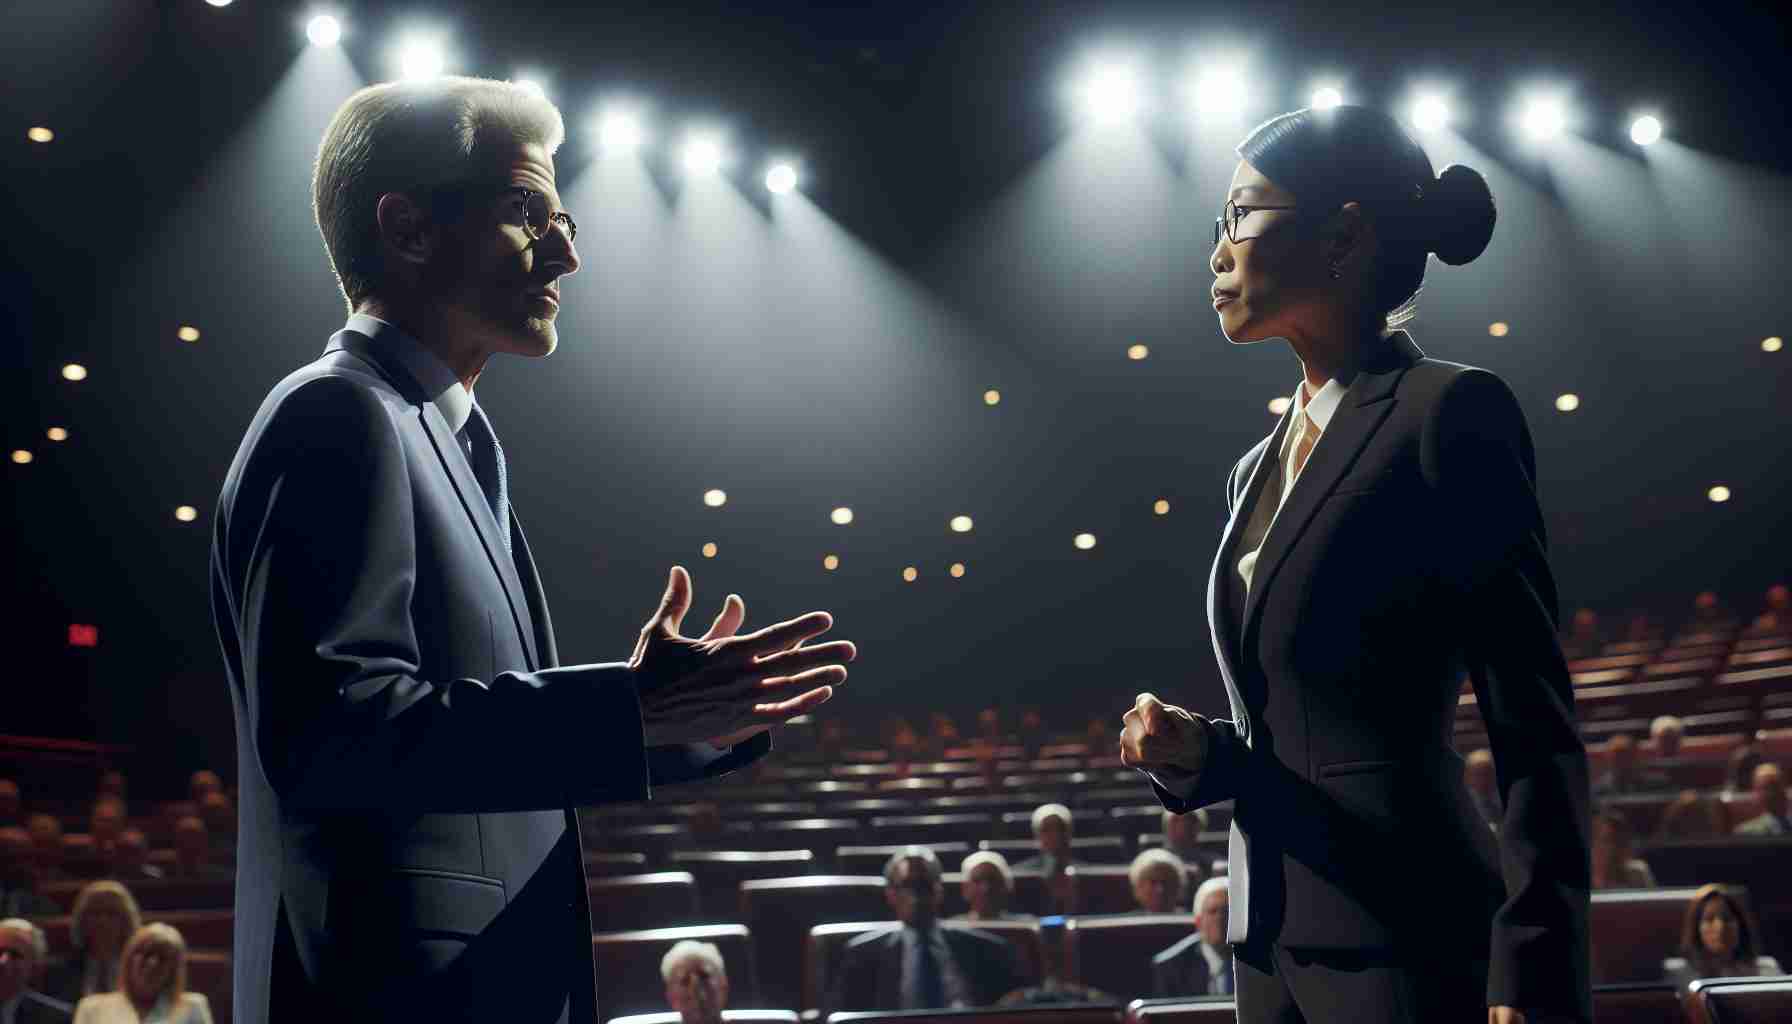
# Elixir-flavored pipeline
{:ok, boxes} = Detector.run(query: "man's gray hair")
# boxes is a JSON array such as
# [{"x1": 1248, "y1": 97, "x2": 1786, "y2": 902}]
[
  {"x1": 1030, "y1": 802, "x2": 1072, "y2": 833},
  {"x1": 313, "y1": 75, "x2": 566, "y2": 313},
  {"x1": 0, "y1": 917, "x2": 47, "y2": 959},
  {"x1": 959, "y1": 849, "x2": 1013, "y2": 888},
  {"x1": 1650, "y1": 715, "x2": 1684, "y2": 738},
  {"x1": 1128, "y1": 847, "x2": 1187, "y2": 889},
  {"x1": 1192, "y1": 875, "x2": 1229, "y2": 914},
  {"x1": 882, "y1": 844, "x2": 943, "y2": 884},
  {"x1": 659, "y1": 939, "x2": 725, "y2": 982}
]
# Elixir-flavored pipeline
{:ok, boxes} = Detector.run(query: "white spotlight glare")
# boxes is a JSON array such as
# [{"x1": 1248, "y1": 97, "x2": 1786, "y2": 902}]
[
  {"x1": 1630, "y1": 114, "x2": 1663, "y2": 146},
  {"x1": 306, "y1": 14, "x2": 340, "y2": 47},
  {"x1": 682, "y1": 136, "x2": 723, "y2": 176},
  {"x1": 1192, "y1": 65, "x2": 1248, "y2": 118},
  {"x1": 205, "y1": 0, "x2": 233, "y2": 7},
  {"x1": 1079, "y1": 62, "x2": 1141, "y2": 123},
  {"x1": 598, "y1": 109, "x2": 644, "y2": 151},
  {"x1": 1410, "y1": 95, "x2": 1451, "y2": 132},
  {"x1": 765, "y1": 162, "x2": 798, "y2": 194},
  {"x1": 513, "y1": 78, "x2": 545, "y2": 98},
  {"x1": 398, "y1": 37, "x2": 446, "y2": 81},
  {"x1": 1311, "y1": 86, "x2": 1343, "y2": 110},
  {"x1": 1521, "y1": 97, "x2": 1567, "y2": 142}
]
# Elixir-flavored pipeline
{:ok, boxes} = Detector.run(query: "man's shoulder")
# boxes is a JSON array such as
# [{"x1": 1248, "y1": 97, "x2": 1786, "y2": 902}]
[
  {"x1": 1152, "y1": 932, "x2": 1202, "y2": 965},
  {"x1": 1734, "y1": 813, "x2": 1778, "y2": 834},
  {"x1": 843, "y1": 925, "x2": 900, "y2": 953}
]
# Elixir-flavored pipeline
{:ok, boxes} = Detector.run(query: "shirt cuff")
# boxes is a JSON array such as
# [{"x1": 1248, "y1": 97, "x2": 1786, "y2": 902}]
[{"x1": 1146, "y1": 766, "x2": 1202, "y2": 803}]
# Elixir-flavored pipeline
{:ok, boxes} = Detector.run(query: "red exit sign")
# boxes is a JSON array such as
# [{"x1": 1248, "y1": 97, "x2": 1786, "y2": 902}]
[{"x1": 68, "y1": 624, "x2": 99, "y2": 647}]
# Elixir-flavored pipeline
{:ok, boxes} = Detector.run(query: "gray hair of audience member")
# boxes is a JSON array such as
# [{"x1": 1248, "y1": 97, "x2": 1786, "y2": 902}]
[
  {"x1": 1030, "y1": 803, "x2": 1072, "y2": 833},
  {"x1": 882, "y1": 844, "x2": 943, "y2": 884},
  {"x1": 70, "y1": 879, "x2": 143, "y2": 950},
  {"x1": 1128, "y1": 847, "x2": 1188, "y2": 889},
  {"x1": 959, "y1": 850, "x2": 1013, "y2": 888},
  {"x1": 659, "y1": 939, "x2": 726, "y2": 982},
  {"x1": 0, "y1": 918, "x2": 47, "y2": 959},
  {"x1": 1191, "y1": 875, "x2": 1230, "y2": 915},
  {"x1": 1161, "y1": 806, "x2": 1209, "y2": 833}
]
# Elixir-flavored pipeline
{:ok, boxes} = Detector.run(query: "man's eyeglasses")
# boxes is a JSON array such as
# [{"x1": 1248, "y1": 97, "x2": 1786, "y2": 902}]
[
  {"x1": 1213, "y1": 199, "x2": 1299, "y2": 247},
  {"x1": 431, "y1": 183, "x2": 577, "y2": 243}
]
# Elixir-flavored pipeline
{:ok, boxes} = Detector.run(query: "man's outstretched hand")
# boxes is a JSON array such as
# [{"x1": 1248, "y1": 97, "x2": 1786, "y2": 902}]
[
  {"x1": 1119, "y1": 692, "x2": 1209, "y2": 780},
  {"x1": 630, "y1": 566, "x2": 855, "y2": 748}
]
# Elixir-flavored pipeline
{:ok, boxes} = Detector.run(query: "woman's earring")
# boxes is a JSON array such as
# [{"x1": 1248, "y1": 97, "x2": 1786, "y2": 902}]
[{"x1": 1328, "y1": 262, "x2": 1343, "y2": 280}]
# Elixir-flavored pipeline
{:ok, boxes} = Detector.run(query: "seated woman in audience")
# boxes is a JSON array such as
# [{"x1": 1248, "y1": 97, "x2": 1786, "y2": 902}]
[
  {"x1": 1654, "y1": 791, "x2": 1728, "y2": 840},
  {"x1": 1661, "y1": 884, "x2": 1782, "y2": 987},
  {"x1": 73, "y1": 922, "x2": 212, "y2": 1024},
  {"x1": 1128, "y1": 848, "x2": 1187, "y2": 914},
  {"x1": 44, "y1": 881, "x2": 140, "y2": 1004},
  {"x1": 1590, "y1": 809, "x2": 1656, "y2": 889},
  {"x1": 955, "y1": 851, "x2": 1027, "y2": 922}
]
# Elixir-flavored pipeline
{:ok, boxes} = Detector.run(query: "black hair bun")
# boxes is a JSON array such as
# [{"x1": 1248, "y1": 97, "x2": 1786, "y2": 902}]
[{"x1": 1426, "y1": 164, "x2": 1496, "y2": 266}]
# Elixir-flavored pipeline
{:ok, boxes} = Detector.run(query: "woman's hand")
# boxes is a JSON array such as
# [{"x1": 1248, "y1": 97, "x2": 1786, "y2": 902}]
[
  {"x1": 1488, "y1": 1008, "x2": 1526, "y2": 1024},
  {"x1": 1120, "y1": 692, "x2": 1209, "y2": 778}
]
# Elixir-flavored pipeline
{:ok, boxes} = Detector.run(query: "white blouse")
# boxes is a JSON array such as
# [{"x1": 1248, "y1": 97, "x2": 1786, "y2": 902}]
[{"x1": 72, "y1": 992, "x2": 213, "y2": 1024}]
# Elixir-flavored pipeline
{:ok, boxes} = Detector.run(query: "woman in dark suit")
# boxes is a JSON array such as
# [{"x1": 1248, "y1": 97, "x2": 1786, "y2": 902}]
[{"x1": 1118, "y1": 105, "x2": 1591, "y2": 1023}]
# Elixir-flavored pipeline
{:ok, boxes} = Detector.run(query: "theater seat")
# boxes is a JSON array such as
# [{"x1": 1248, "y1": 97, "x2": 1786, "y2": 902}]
[
  {"x1": 584, "y1": 851, "x2": 649, "y2": 876},
  {"x1": 1684, "y1": 977, "x2": 1792, "y2": 1024},
  {"x1": 1591, "y1": 887, "x2": 1742, "y2": 984},
  {"x1": 1588, "y1": 983, "x2": 1687, "y2": 1024},
  {"x1": 869, "y1": 814, "x2": 993, "y2": 847},
  {"x1": 607, "y1": 1013, "x2": 799, "y2": 1024},
  {"x1": 726, "y1": 818, "x2": 861, "y2": 856},
  {"x1": 1065, "y1": 865, "x2": 1142, "y2": 915},
  {"x1": 587, "y1": 872, "x2": 700, "y2": 932},
  {"x1": 740, "y1": 876, "x2": 888, "y2": 1008},
  {"x1": 185, "y1": 949, "x2": 232, "y2": 1024},
  {"x1": 978, "y1": 836, "x2": 1129, "y2": 865},
  {"x1": 1061, "y1": 915, "x2": 1195, "y2": 1001},
  {"x1": 669, "y1": 850, "x2": 816, "y2": 922},
  {"x1": 804, "y1": 918, "x2": 1047, "y2": 1010},
  {"x1": 41, "y1": 876, "x2": 235, "y2": 912},
  {"x1": 592, "y1": 924, "x2": 757, "y2": 1018},
  {"x1": 1123, "y1": 997, "x2": 1239, "y2": 1023},
  {"x1": 836, "y1": 843, "x2": 970, "y2": 877},
  {"x1": 829, "y1": 1006, "x2": 1122, "y2": 1024}
]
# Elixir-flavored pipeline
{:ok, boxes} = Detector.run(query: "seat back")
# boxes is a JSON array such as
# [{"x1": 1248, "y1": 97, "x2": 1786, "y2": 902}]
[
  {"x1": 1587, "y1": 983, "x2": 1689, "y2": 1024},
  {"x1": 828, "y1": 1008, "x2": 1122, "y2": 1024},
  {"x1": 669, "y1": 849, "x2": 815, "y2": 923},
  {"x1": 42, "y1": 876, "x2": 235, "y2": 912},
  {"x1": 1591, "y1": 887, "x2": 1716, "y2": 983},
  {"x1": 1685, "y1": 977, "x2": 1792, "y2": 1024},
  {"x1": 804, "y1": 919, "x2": 1047, "y2": 1010},
  {"x1": 184, "y1": 949, "x2": 233, "y2": 1024},
  {"x1": 1061, "y1": 915, "x2": 1195, "y2": 1001},
  {"x1": 726, "y1": 819, "x2": 861, "y2": 858},
  {"x1": 869, "y1": 814, "x2": 993, "y2": 847},
  {"x1": 607, "y1": 1013, "x2": 800, "y2": 1024},
  {"x1": 1123, "y1": 998, "x2": 1239, "y2": 1023},
  {"x1": 591, "y1": 924, "x2": 756, "y2": 1017},
  {"x1": 836, "y1": 843, "x2": 971, "y2": 877},
  {"x1": 1067, "y1": 865, "x2": 1143, "y2": 915},
  {"x1": 740, "y1": 876, "x2": 888, "y2": 1008},
  {"x1": 587, "y1": 872, "x2": 700, "y2": 931}
]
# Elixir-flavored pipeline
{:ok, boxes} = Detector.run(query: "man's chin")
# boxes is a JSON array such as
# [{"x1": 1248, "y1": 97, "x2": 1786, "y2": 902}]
[{"x1": 513, "y1": 318, "x2": 557, "y2": 356}]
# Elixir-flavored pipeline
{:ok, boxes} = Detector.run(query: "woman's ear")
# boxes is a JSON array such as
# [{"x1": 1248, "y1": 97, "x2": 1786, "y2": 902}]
[{"x1": 1326, "y1": 201, "x2": 1371, "y2": 270}]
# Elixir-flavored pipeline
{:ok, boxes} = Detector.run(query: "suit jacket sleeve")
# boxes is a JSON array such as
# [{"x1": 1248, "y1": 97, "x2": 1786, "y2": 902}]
[
  {"x1": 1424, "y1": 368, "x2": 1591, "y2": 1021},
  {"x1": 219, "y1": 376, "x2": 663, "y2": 814}
]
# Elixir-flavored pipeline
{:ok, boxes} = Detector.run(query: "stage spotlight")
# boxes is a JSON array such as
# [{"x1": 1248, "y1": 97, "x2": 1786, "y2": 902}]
[
  {"x1": 1556, "y1": 393, "x2": 1580, "y2": 412},
  {"x1": 1190, "y1": 65, "x2": 1248, "y2": 118},
  {"x1": 1410, "y1": 95, "x2": 1451, "y2": 133},
  {"x1": 1311, "y1": 86, "x2": 1343, "y2": 110},
  {"x1": 175, "y1": 506, "x2": 198, "y2": 523},
  {"x1": 205, "y1": 0, "x2": 232, "y2": 7},
  {"x1": 682, "y1": 136, "x2": 724, "y2": 176},
  {"x1": 701, "y1": 542, "x2": 718, "y2": 558},
  {"x1": 1520, "y1": 96, "x2": 1568, "y2": 142},
  {"x1": 1076, "y1": 61, "x2": 1142, "y2": 123},
  {"x1": 765, "y1": 162, "x2": 798, "y2": 194},
  {"x1": 1268, "y1": 396, "x2": 1291, "y2": 415},
  {"x1": 1127, "y1": 344, "x2": 1149, "y2": 360},
  {"x1": 62, "y1": 363, "x2": 87, "y2": 381},
  {"x1": 951, "y1": 515, "x2": 974, "y2": 533},
  {"x1": 831, "y1": 506, "x2": 854, "y2": 525},
  {"x1": 306, "y1": 14, "x2": 340, "y2": 47},
  {"x1": 177, "y1": 325, "x2": 201, "y2": 342},
  {"x1": 47, "y1": 428, "x2": 68, "y2": 442},
  {"x1": 983, "y1": 389, "x2": 1001, "y2": 406},
  {"x1": 1074, "y1": 533, "x2": 1097, "y2": 551},
  {"x1": 11, "y1": 450, "x2": 33, "y2": 465},
  {"x1": 949, "y1": 563, "x2": 966, "y2": 579},
  {"x1": 598, "y1": 109, "x2": 644, "y2": 151},
  {"x1": 27, "y1": 127, "x2": 53, "y2": 143},
  {"x1": 823, "y1": 554, "x2": 840, "y2": 571},
  {"x1": 1630, "y1": 114, "x2": 1663, "y2": 146},
  {"x1": 903, "y1": 567, "x2": 919, "y2": 582},
  {"x1": 1764, "y1": 336, "x2": 1783, "y2": 353},
  {"x1": 1489, "y1": 321, "x2": 1509, "y2": 337},
  {"x1": 1708, "y1": 485, "x2": 1730, "y2": 503},
  {"x1": 1154, "y1": 499, "x2": 1171, "y2": 515},
  {"x1": 397, "y1": 37, "x2": 446, "y2": 80},
  {"x1": 703, "y1": 489, "x2": 727, "y2": 507}
]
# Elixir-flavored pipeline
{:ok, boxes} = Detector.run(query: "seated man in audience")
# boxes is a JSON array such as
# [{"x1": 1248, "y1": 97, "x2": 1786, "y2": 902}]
[
  {"x1": 94, "y1": 774, "x2": 126, "y2": 808},
  {"x1": 0, "y1": 917, "x2": 72, "y2": 1023},
  {"x1": 955, "y1": 851, "x2": 1026, "y2": 922},
  {"x1": 1128, "y1": 848, "x2": 1187, "y2": 914},
  {"x1": 22, "y1": 818, "x2": 67, "y2": 885},
  {"x1": 1152, "y1": 876, "x2": 1232, "y2": 997},
  {"x1": 1159, "y1": 808, "x2": 1210, "y2": 880},
  {"x1": 1593, "y1": 734, "x2": 1673, "y2": 797},
  {"x1": 1011, "y1": 804, "x2": 1080, "y2": 915},
  {"x1": 1733, "y1": 762, "x2": 1789, "y2": 835},
  {"x1": 828, "y1": 847, "x2": 1021, "y2": 1011},
  {"x1": 195, "y1": 794, "x2": 235, "y2": 865},
  {"x1": 0, "y1": 781, "x2": 19, "y2": 830},
  {"x1": 0, "y1": 829, "x2": 60, "y2": 919},
  {"x1": 1649, "y1": 715, "x2": 1685, "y2": 760},
  {"x1": 186, "y1": 772, "x2": 221, "y2": 808},
  {"x1": 1590, "y1": 809, "x2": 1657, "y2": 889},
  {"x1": 169, "y1": 818, "x2": 230, "y2": 881},
  {"x1": 661, "y1": 939, "x2": 727, "y2": 1024},
  {"x1": 1654, "y1": 792, "x2": 1727, "y2": 840},
  {"x1": 103, "y1": 832, "x2": 161, "y2": 883},
  {"x1": 86, "y1": 801, "x2": 126, "y2": 866},
  {"x1": 1723, "y1": 744, "x2": 1764, "y2": 800},
  {"x1": 1464, "y1": 748, "x2": 1500, "y2": 826}
]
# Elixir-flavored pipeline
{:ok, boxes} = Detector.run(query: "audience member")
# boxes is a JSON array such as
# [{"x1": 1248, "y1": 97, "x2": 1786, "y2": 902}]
[
  {"x1": 1732, "y1": 762, "x2": 1789, "y2": 835},
  {"x1": 0, "y1": 917, "x2": 71, "y2": 1023},
  {"x1": 1748, "y1": 583, "x2": 1789, "y2": 632},
  {"x1": 660, "y1": 939, "x2": 726, "y2": 1024},
  {"x1": 1128, "y1": 848, "x2": 1187, "y2": 914},
  {"x1": 43, "y1": 882, "x2": 140, "y2": 1005},
  {"x1": 1654, "y1": 792, "x2": 1727, "y2": 840},
  {"x1": 1722, "y1": 744, "x2": 1765, "y2": 800},
  {"x1": 1564, "y1": 607, "x2": 1600, "y2": 657},
  {"x1": 827, "y1": 846, "x2": 1021, "y2": 1011},
  {"x1": 1593, "y1": 734, "x2": 1673, "y2": 797},
  {"x1": 1012, "y1": 804, "x2": 1079, "y2": 915},
  {"x1": 186, "y1": 773, "x2": 221, "y2": 808},
  {"x1": 1590, "y1": 810, "x2": 1657, "y2": 890},
  {"x1": 0, "y1": 829, "x2": 59, "y2": 919},
  {"x1": 1661, "y1": 884, "x2": 1782, "y2": 987},
  {"x1": 1464, "y1": 748, "x2": 1500, "y2": 825},
  {"x1": 956, "y1": 851, "x2": 1025, "y2": 922},
  {"x1": 1083, "y1": 715, "x2": 1113, "y2": 749},
  {"x1": 94, "y1": 774, "x2": 126, "y2": 807},
  {"x1": 104, "y1": 832, "x2": 162, "y2": 883},
  {"x1": 1160, "y1": 808, "x2": 1210, "y2": 879},
  {"x1": 195, "y1": 795, "x2": 235, "y2": 864},
  {"x1": 22, "y1": 818, "x2": 67, "y2": 885},
  {"x1": 0, "y1": 782, "x2": 19, "y2": 830},
  {"x1": 169, "y1": 819, "x2": 229, "y2": 881},
  {"x1": 86, "y1": 801, "x2": 125, "y2": 864},
  {"x1": 1648, "y1": 716, "x2": 1685, "y2": 760},
  {"x1": 976, "y1": 708, "x2": 1002, "y2": 743},
  {"x1": 1687, "y1": 590, "x2": 1734, "y2": 631},
  {"x1": 1152, "y1": 876, "x2": 1233, "y2": 997},
  {"x1": 72, "y1": 923, "x2": 212, "y2": 1024}
]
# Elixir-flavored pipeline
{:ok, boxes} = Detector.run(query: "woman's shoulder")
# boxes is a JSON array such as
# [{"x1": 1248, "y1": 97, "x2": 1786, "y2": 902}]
[{"x1": 1755, "y1": 955, "x2": 1783, "y2": 974}]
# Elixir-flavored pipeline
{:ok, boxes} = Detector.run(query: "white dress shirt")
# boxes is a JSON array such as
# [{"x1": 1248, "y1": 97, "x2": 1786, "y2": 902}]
[
  {"x1": 345, "y1": 313, "x2": 480, "y2": 463},
  {"x1": 1198, "y1": 938, "x2": 1232, "y2": 993}
]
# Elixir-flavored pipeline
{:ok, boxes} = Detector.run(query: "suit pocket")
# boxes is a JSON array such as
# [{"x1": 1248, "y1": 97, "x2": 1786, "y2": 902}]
[
  {"x1": 1317, "y1": 759, "x2": 1400, "y2": 778},
  {"x1": 331, "y1": 867, "x2": 507, "y2": 942}
]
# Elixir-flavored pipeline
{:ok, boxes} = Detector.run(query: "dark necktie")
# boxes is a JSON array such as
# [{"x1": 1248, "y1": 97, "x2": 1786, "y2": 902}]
[
  {"x1": 460, "y1": 403, "x2": 511, "y2": 556},
  {"x1": 909, "y1": 928, "x2": 946, "y2": 1008}
]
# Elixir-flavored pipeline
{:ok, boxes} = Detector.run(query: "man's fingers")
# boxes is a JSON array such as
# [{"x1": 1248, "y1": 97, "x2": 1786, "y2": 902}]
[
  {"x1": 760, "y1": 665, "x2": 849, "y2": 691},
  {"x1": 753, "y1": 640, "x2": 857, "y2": 673},
  {"x1": 700, "y1": 594, "x2": 745, "y2": 642},
  {"x1": 732, "y1": 611, "x2": 834, "y2": 657},
  {"x1": 752, "y1": 684, "x2": 835, "y2": 719}
]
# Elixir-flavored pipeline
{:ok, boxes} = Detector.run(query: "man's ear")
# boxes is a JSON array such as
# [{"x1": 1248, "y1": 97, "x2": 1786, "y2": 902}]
[{"x1": 375, "y1": 191, "x2": 436, "y2": 267}]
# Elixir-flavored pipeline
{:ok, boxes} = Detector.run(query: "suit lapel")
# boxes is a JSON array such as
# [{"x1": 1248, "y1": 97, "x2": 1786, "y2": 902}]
[
  {"x1": 1207, "y1": 410, "x2": 1293, "y2": 695},
  {"x1": 1235, "y1": 331, "x2": 1423, "y2": 661},
  {"x1": 323, "y1": 329, "x2": 542, "y2": 671}
]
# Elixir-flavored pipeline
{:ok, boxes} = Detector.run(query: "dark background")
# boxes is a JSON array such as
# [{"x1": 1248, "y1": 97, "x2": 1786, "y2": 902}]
[{"x1": 3, "y1": 1, "x2": 1789, "y2": 788}]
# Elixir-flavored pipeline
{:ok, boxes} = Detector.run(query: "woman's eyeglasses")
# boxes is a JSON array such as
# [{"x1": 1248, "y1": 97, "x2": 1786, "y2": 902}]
[{"x1": 1214, "y1": 198, "x2": 1299, "y2": 247}]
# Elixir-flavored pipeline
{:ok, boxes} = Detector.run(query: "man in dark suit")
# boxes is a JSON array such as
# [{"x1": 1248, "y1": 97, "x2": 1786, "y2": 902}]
[
  {"x1": 1121, "y1": 336, "x2": 1591, "y2": 1019},
  {"x1": 210, "y1": 76, "x2": 854, "y2": 1024},
  {"x1": 0, "y1": 919, "x2": 71, "y2": 1022},
  {"x1": 828, "y1": 847, "x2": 1022, "y2": 1011},
  {"x1": 1153, "y1": 876, "x2": 1232, "y2": 997}
]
